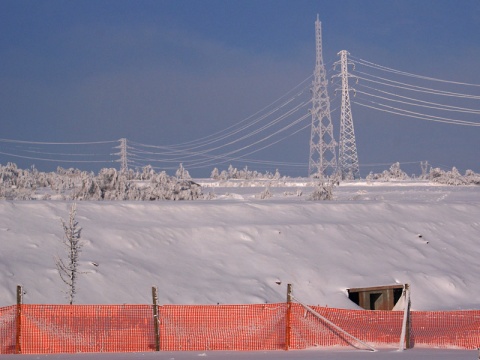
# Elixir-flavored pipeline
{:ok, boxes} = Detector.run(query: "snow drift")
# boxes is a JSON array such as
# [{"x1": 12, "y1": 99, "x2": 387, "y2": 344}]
[{"x1": 1, "y1": 181, "x2": 480, "y2": 311}]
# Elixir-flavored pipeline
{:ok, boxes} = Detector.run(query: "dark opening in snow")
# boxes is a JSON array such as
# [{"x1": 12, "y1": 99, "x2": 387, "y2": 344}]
[{"x1": 348, "y1": 285, "x2": 404, "y2": 310}]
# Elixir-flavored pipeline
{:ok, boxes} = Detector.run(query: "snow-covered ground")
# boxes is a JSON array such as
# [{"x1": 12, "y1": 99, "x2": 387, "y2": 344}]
[
  {"x1": 0, "y1": 349, "x2": 476, "y2": 359},
  {"x1": 1, "y1": 180, "x2": 480, "y2": 311},
  {"x1": 2, "y1": 180, "x2": 480, "y2": 359}
]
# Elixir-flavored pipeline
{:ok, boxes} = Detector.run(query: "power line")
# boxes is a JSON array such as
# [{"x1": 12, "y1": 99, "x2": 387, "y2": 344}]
[
  {"x1": 0, "y1": 138, "x2": 117, "y2": 145},
  {"x1": 350, "y1": 56, "x2": 480, "y2": 87},
  {"x1": 356, "y1": 84, "x2": 480, "y2": 114},
  {"x1": 353, "y1": 71, "x2": 480, "y2": 100},
  {"x1": 165, "y1": 76, "x2": 312, "y2": 150},
  {"x1": 0, "y1": 151, "x2": 116, "y2": 164},
  {"x1": 353, "y1": 99, "x2": 480, "y2": 126},
  {"x1": 1, "y1": 49, "x2": 478, "y2": 176}
]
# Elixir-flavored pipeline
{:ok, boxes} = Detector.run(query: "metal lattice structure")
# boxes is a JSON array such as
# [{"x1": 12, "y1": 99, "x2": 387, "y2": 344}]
[
  {"x1": 334, "y1": 50, "x2": 360, "y2": 179},
  {"x1": 115, "y1": 138, "x2": 129, "y2": 174},
  {"x1": 308, "y1": 15, "x2": 337, "y2": 179}
]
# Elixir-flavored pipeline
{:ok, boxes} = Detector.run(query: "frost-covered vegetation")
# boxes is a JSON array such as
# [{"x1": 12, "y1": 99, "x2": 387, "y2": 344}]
[
  {"x1": 308, "y1": 180, "x2": 337, "y2": 201},
  {"x1": 55, "y1": 203, "x2": 83, "y2": 305},
  {"x1": 210, "y1": 165, "x2": 281, "y2": 180},
  {"x1": 0, "y1": 162, "x2": 479, "y2": 201},
  {"x1": 366, "y1": 162, "x2": 480, "y2": 185},
  {"x1": 0, "y1": 163, "x2": 202, "y2": 201},
  {"x1": 366, "y1": 162, "x2": 409, "y2": 182},
  {"x1": 428, "y1": 167, "x2": 480, "y2": 185}
]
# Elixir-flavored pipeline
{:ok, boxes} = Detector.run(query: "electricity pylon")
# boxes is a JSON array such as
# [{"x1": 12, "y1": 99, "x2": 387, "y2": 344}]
[
  {"x1": 115, "y1": 138, "x2": 129, "y2": 174},
  {"x1": 333, "y1": 50, "x2": 360, "y2": 179},
  {"x1": 308, "y1": 14, "x2": 337, "y2": 179}
]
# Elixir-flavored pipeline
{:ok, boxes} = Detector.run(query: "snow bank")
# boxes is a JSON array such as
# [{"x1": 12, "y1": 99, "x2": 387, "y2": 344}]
[{"x1": 1, "y1": 183, "x2": 480, "y2": 310}]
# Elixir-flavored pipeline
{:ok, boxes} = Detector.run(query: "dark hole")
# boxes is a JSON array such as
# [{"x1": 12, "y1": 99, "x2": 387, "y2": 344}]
[
  {"x1": 394, "y1": 288, "x2": 403, "y2": 305},
  {"x1": 348, "y1": 291, "x2": 359, "y2": 306},
  {"x1": 370, "y1": 293, "x2": 383, "y2": 310}
]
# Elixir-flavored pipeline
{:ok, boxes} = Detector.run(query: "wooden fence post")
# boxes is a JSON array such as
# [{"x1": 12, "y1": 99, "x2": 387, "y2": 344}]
[
  {"x1": 399, "y1": 283, "x2": 411, "y2": 351},
  {"x1": 405, "y1": 284, "x2": 411, "y2": 349},
  {"x1": 15, "y1": 285, "x2": 23, "y2": 354},
  {"x1": 152, "y1": 286, "x2": 160, "y2": 351},
  {"x1": 285, "y1": 283, "x2": 292, "y2": 351}
]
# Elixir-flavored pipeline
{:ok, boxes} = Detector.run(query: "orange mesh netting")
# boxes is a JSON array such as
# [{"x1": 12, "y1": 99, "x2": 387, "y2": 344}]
[
  {"x1": 20, "y1": 305, "x2": 155, "y2": 354},
  {"x1": 159, "y1": 304, "x2": 286, "y2": 351},
  {"x1": 0, "y1": 305, "x2": 16, "y2": 354},
  {"x1": 410, "y1": 310, "x2": 480, "y2": 349},
  {"x1": 1, "y1": 303, "x2": 480, "y2": 354},
  {"x1": 289, "y1": 304, "x2": 404, "y2": 349}
]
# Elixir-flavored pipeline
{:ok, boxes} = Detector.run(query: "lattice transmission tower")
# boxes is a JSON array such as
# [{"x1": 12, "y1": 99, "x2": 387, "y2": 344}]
[
  {"x1": 333, "y1": 50, "x2": 360, "y2": 179},
  {"x1": 308, "y1": 15, "x2": 337, "y2": 179},
  {"x1": 114, "y1": 138, "x2": 129, "y2": 174}
]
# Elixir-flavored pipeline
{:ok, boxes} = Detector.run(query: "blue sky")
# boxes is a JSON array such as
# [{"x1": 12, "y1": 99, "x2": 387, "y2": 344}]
[{"x1": 1, "y1": 0, "x2": 479, "y2": 177}]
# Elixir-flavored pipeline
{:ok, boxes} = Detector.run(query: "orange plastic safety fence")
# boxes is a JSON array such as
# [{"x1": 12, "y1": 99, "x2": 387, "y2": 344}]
[
  {"x1": 20, "y1": 305, "x2": 155, "y2": 354},
  {"x1": 411, "y1": 310, "x2": 480, "y2": 349},
  {"x1": 159, "y1": 304, "x2": 287, "y2": 351},
  {"x1": 289, "y1": 304, "x2": 403, "y2": 349},
  {"x1": 0, "y1": 305, "x2": 16, "y2": 354},
  {"x1": 2, "y1": 303, "x2": 480, "y2": 354}
]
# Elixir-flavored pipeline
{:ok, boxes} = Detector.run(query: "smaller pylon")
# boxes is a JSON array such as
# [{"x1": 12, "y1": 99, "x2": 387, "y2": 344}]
[
  {"x1": 333, "y1": 50, "x2": 360, "y2": 179},
  {"x1": 114, "y1": 138, "x2": 129, "y2": 174},
  {"x1": 420, "y1": 161, "x2": 429, "y2": 178}
]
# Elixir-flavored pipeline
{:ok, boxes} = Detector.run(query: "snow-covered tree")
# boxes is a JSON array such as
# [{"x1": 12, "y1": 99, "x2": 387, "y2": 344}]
[
  {"x1": 308, "y1": 179, "x2": 336, "y2": 201},
  {"x1": 445, "y1": 167, "x2": 468, "y2": 186},
  {"x1": 140, "y1": 165, "x2": 154, "y2": 180},
  {"x1": 427, "y1": 167, "x2": 444, "y2": 182},
  {"x1": 55, "y1": 203, "x2": 83, "y2": 305},
  {"x1": 274, "y1": 169, "x2": 281, "y2": 180},
  {"x1": 227, "y1": 165, "x2": 238, "y2": 179},
  {"x1": 171, "y1": 180, "x2": 202, "y2": 200},
  {"x1": 343, "y1": 169, "x2": 355, "y2": 181},
  {"x1": 465, "y1": 169, "x2": 480, "y2": 185},
  {"x1": 429, "y1": 167, "x2": 468, "y2": 186},
  {"x1": 257, "y1": 185, "x2": 272, "y2": 199},
  {"x1": 364, "y1": 162, "x2": 409, "y2": 182},
  {"x1": 210, "y1": 168, "x2": 220, "y2": 180},
  {"x1": 387, "y1": 162, "x2": 409, "y2": 180},
  {"x1": 73, "y1": 172, "x2": 101, "y2": 200},
  {"x1": 176, "y1": 163, "x2": 191, "y2": 180}
]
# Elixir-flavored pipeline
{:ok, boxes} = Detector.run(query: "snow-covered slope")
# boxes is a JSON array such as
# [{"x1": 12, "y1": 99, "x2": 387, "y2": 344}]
[{"x1": 1, "y1": 181, "x2": 480, "y2": 311}]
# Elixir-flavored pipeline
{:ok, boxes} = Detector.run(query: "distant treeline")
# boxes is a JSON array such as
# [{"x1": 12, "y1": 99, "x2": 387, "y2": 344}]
[{"x1": 0, "y1": 162, "x2": 478, "y2": 201}]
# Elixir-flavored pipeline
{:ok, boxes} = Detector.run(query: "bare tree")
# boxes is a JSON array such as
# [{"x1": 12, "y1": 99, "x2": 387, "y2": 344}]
[{"x1": 55, "y1": 203, "x2": 83, "y2": 304}]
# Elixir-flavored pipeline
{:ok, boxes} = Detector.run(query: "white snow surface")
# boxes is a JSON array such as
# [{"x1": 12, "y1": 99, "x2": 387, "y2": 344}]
[
  {"x1": 0, "y1": 348, "x2": 476, "y2": 360},
  {"x1": 1, "y1": 180, "x2": 480, "y2": 311}
]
